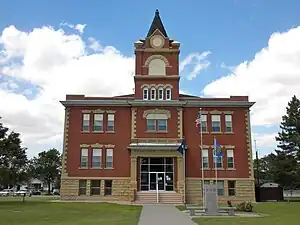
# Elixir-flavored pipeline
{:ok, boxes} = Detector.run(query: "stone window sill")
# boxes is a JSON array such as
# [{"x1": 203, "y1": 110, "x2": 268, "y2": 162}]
[
  {"x1": 104, "y1": 167, "x2": 114, "y2": 170},
  {"x1": 224, "y1": 132, "x2": 234, "y2": 134},
  {"x1": 106, "y1": 131, "x2": 115, "y2": 134},
  {"x1": 146, "y1": 130, "x2": 168, "y2": 133},
  {"x1": 78, "y1": 167, "x2": 89, "y2": 170},
  {"x1": 226, "y1": 168, "x2": 236, "y2": 170},
  {"x1": 90, "y1": 167, "x2": 103, "y2": 170},
  {"x1": 199, "y1": 131, "x2": 209, "y2": 134},
  {"x1": 211, "y1": 132, "x2": 223, "y2": 134},
  {"x1": 92, "y1": 131, "x2": 104, "y2": 133}
]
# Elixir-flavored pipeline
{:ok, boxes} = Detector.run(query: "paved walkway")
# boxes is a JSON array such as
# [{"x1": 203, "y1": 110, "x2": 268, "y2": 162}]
[{"x1": 138, "y1": 205, "x2": 197, "y2": 225}]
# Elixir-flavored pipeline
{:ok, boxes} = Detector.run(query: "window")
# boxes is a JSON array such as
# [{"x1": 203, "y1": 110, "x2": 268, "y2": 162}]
[
  {"x1": 143, "y1": 88, "x2": 148, "y2": 100},
  {"x1": 92, "y1": 148, "x2": 102, "y2": 168},
  {"x1": 211, "y1": 115, "x2": 221, "y2": 132},
  {"x1": 93, "y1": 114, "x2": 103, "y2": 131},
  {"x1": 227, "y1": 149, "x2": 234, "y2": 168},
  {"x1": 228, "y1": 180, "x2": 236, "y2": 196},
  {"x1": 80, "y1": 148, "x2": 88, "y2": 168},
  {"x1": 82, "y1": 113, "x2": 90, "y2": 131},
  {"x1": 165, "y1": 88, "x2": 171, "y2": 100},
  {"x1": 90, "y1": 180, "x2": 101, "y2": 195},
  {"x1": 201, "y1": 149, "x2": 209, "y2": 168},
  {"x1": 146, "y1": 119, "x2": 156, "y2": 131},
  {"x1": 107, "y1": 114, "x2": 115, "y2": 131},
  {"x1": 150, "y1": 88, "x2": 156, "y2": 100},
  {"x1": 157, "y1": 119, "x2": 167, "y2": 131},
  {"x1": 200, "y1": 115, "x2": 207, "y2": 132},
  {"x1": 106, "y1": 149, "x2": 113, "y2": 168},
  {"x1": 225, "y1": 115, "x2": 233, "y2": 132},
  {"x1": 158, "y1": 87, "x2": 163, "y2": 100},
  {"x1": 213, "y1": 155, "x2": 223, "y2": 168},
  {"x1": 78, "y1": 180, "x2": 87, "y2": 195},
  {"x1": 213, "y1": 180, "x2": 224, "y2": 196},
  {"x1": 148, "y1": 58, "x2": 166, "y2": 75},
  {"x1": 146, "y1": 119, "x2": 167, "y2": 131},
  {"x1": 104, "y1": 180, "x2": 112, "y2": 195}
]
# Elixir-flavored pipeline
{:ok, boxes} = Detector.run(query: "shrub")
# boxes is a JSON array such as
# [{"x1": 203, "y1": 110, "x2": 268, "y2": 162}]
[
  {"x1": 227, "y1": 200, "x2": 232, "y2": 207},
  {"x1": 236, "y1": 201, "x2": 253, "y2": 212}
]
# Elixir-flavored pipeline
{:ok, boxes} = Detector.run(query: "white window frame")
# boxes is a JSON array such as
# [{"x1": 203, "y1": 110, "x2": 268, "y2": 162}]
[
  {"x1": 150, "y1": 88, "x2": 156, "y2": 100},
  {"x1": 92, "y1": 148, "x2": 102, "y2": 168},
  {"x1": 107, "y1": 114, "x2": 115, "y2": 131},
  {"x1": 227, "y1": 149, "x2": 234, "y2": 168},
  {"x1": 165, "y1": 88, "x2": 171, "y2": 100},
  {"x1": 211, "y1": 114, "x2": 221, "y2": 132},
  {"x1": 158, "y1": 87, "x2": 164, "y2": 100},
  {"x1": 93, "y1": 113, "x2": 103, "y2": 131},
  {"x1": 80, "y1": 148, "x2": 88, "y2": 168},
  {"x1": 106, "y1": 149, "x2": 113, "y2": 168},
  {"x1": 82, "y1": 113, "x2": 90, "y2": 131},
  {"x1": 201, "y1": 149, "x2": 209, "y2": 168},
  {"x1": 143, "y1": 88, "x2": 148, "y2": 100},
  {"x1": 200, "y1": 114, "x2": 207, "y2": 132},
  {"x1": 225, "y1": 114, "x2": 233, "y2": 132}
]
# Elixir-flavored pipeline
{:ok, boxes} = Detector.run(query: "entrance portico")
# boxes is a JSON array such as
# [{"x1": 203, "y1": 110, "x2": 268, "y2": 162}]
[{"x1": 128, "y1": 142, "x2": 185, "y2": 202}]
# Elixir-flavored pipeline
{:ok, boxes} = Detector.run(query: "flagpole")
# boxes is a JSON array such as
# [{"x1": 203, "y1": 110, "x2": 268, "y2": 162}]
[
  {"x1": 183, "y1": 136, "x2": 186, "y2": 204},
  {"x1": 214, "y1": 136, "x2": 218, "y2": 204},
  {"x1": 199, "y1": 108, "x2": 205, "y2": 207}
]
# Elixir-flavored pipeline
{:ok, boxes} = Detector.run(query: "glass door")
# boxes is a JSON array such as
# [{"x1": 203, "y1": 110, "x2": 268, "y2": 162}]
[{"x1": 149, "y1": 172, "x2": 165, "y2": 191}]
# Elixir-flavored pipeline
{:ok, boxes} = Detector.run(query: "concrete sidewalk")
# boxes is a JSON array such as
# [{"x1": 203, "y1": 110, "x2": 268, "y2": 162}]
[{"x1": 138, "y1": 205, "x2": 197, "y2": 225}]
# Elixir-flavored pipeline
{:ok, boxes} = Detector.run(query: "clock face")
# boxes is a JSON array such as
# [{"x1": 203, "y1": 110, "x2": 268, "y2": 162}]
[{"x1": 151, "y1": 36, "x2": 164, "y2": 48}]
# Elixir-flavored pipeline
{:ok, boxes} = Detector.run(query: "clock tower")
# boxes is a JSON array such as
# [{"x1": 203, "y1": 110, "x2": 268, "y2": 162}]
[{"x1": 134, "y1": 9, "x2": 181, "y2": 101}]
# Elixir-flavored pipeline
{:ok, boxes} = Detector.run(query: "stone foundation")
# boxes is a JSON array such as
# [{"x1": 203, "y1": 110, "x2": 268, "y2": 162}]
[
  {"x1": 186, "y1": 178, "x2": 256, "y2": 204},
  {"x1": 60, "y1": 177, "x2": 132, "y2": 201}
]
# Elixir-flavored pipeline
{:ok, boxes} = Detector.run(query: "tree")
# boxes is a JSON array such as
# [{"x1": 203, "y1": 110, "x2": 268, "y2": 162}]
[
  {"x1": 0, "y1": 117, "x2": 28, "y2": 188},
  {"x1": 30, "y1": 149, "x2": 61, "y2": 194},
  {"x1": 276, "y1": 95, "x2": 300, "y2": 159},
  {"x1": 274, "y1": 95, "x2": 300, "y2": 189}
]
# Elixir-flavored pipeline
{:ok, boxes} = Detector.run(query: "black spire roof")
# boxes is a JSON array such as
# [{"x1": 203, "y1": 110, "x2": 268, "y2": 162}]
[{"x1": 146, "y1": 9, "x2": 168, "y2": 38}]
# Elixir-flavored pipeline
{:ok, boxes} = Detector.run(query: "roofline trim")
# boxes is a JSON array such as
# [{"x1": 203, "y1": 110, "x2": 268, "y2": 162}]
[{"x1": 60, "y1": 99, "x2": 255, "y2": 108}]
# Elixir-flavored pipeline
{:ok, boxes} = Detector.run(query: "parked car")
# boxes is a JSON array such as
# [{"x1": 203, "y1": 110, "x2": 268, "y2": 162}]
[
  {"x1": 0, "y1": 189, "x2": 14, "y2": 196},
  {"x1": 30, "y1": 190, "x2": 41, "y2": 195},
  {"x1": 13, "y1": 190, "x2": 28, "y2": 196},
  {"x1": 52, "y1": 189, "x2": 60, "y2": 195}
]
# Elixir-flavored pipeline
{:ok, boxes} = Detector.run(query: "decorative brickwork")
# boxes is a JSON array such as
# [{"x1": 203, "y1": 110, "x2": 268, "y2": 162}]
[
  {"x1": 61, "y1": 108, "x2": 70, "y2": 177},
  {"x1": 245, "y1": 110, "x2": 254, "y2": 178}
]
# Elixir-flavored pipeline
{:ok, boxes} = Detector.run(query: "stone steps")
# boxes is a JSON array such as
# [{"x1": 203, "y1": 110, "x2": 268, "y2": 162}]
[{"x1": 135, "y1": 191, "x2": 183, "y2": 204}]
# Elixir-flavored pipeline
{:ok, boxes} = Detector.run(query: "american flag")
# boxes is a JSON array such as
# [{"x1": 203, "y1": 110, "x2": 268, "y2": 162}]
[{"x1": 195, "y1": 112, "x2": 201, "y2": 127}]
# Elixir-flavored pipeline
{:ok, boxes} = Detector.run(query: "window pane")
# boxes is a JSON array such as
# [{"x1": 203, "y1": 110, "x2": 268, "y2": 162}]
[
  {"x1": 92, "y1": 149, "x2": 101, "y2": 168},
  {"x1": 106, "y1": 149, "x2": 113, "y2": 168},
  {"x1": 211, "y1": 115, "x2": 220, "y2": 121},
  {"x1": 227, "y1": 150, "x2": 234, "y2": 157},
  {"x1": 81, "y1": 148, "x2": 88, "y2": 156},
  {"x1": 212, "y1": 121, "x2": 221, "y2": 132},
  {"x1": 143, "y1": 88, "x2": 148, "y2": 100},
  {"x1": 166, "y1": 89, "x2": 171, "y2": 100},
  {"x1": 107, "y1": 114, "x2": 115, "y2": 131},
  {"x1": 151, "y1": 88, "x2": 156, "y2": 100},
  {"x1": 158, "y1": 88, "x2": 163, "y2": 100},
  {"x1": 90, "y1": 180, "x2": 101, "y2": 195},
  {"x1": 104, "y1": 180, "x2": 112, "y2": 196},
  {"x1": 157, "y1": 119, "x2": 167, "y2": 131},
  {"x1": 94, "y1": 114, "x2": 103, "y2": 131},
  {"x1": 82, "y1": 114, "x2": 90, "y2": 131},
  {"x1": 147, "y1": 119, "x2": 156, "y2": 131}
]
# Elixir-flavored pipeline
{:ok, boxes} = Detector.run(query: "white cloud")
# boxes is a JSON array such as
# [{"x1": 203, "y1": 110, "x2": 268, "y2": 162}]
[
  {"x1": 0, "y1": 25, "x2": 134, "y2": 157},
  {"x1": 59, "y1": 22, "x2": 86, "y2": 34},
  {"x1": 180, "y1": 51, "x2": 211, "y2": 80},
  {"x1": 203, "y1": 26, "x2": 300, "y2": 127}
]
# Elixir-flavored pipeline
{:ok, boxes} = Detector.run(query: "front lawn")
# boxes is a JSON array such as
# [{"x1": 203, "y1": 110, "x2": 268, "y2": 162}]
[
  {"x1": 0, "y1": 196, "x2": 142, "y2": 225},
  {"x1": 192, "y1": 202, "x2": 300, "y2": 225}
]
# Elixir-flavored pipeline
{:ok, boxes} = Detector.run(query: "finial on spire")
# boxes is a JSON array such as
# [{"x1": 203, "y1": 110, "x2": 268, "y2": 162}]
[{"x1": 146, "y1": 9, "x2": 168, "y2": 38}]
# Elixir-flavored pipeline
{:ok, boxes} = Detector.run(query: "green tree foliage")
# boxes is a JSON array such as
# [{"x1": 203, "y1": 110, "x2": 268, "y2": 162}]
[
  {"x1": 30, "y1": 148, "x2": 61, "y2": 194},
  {"x1": 0, "y1": 117, "x2": 28, "y2": 188}
]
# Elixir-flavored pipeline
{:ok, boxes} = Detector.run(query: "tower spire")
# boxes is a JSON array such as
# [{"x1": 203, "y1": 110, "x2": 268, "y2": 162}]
[{"x1": 146, "y1": 9, "x2": 168, "y2": 38}]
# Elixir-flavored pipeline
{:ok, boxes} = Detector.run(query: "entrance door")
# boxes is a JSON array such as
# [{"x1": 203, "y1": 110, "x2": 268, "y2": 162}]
[{"x1": 149, "y1": 172, "x2": 165, "y2": 191}]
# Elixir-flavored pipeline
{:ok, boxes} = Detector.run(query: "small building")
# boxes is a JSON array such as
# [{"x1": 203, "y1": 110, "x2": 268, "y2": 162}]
[{"x1": 59, "y1": 10, "x2": 256, "y2": 204}]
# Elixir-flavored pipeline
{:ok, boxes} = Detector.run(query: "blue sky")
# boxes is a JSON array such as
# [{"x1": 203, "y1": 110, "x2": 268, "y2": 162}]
[{"x1": 1, "y1": 0, "x2": 300, "y2": 157}]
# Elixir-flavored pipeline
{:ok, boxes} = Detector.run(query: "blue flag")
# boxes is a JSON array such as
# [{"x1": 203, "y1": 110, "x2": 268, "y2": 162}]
[
  {"x1": 177, "y1": 138, "x2": 185, "y2": 155},
  {"x1": 213, "y1": 137, "x2": 222, "y2": 157}
]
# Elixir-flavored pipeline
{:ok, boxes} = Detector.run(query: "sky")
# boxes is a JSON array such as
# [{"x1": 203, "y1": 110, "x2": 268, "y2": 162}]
[{"x1": 1, "y1": 0, "x2": 300, "y2": 158}]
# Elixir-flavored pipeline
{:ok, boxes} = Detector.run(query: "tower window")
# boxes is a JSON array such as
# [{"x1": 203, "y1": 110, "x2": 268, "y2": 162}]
[
  {"x1": 158, "y1": 87, "x2": 163, "y2": 100},
  {"x1": 143, "y1": 88, "x2": 148, "y2": 100},
  {"x1": 150, "y1": 88, "x2": 156, "y2": 100},
  {"x1": 165, "y1": 88, "x2": 171, "y2": 100}
]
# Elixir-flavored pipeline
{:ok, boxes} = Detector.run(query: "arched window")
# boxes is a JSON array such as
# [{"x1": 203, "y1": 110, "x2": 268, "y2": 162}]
[
  {"x1": 150, "y1": 88, "x2": 156, "y2": 100},
  {"x1": 148, "y1": 59, "x2": 166, "y2": 75},
  {"x1": 143, "y1": 87, "x2": 148, "y2": 100},
  {"x1": 165, "y1": 88, "x2": 171, "y2": 100},
  {"x1": 158, "y1": 87, "x2": 164, "y2": 100}
]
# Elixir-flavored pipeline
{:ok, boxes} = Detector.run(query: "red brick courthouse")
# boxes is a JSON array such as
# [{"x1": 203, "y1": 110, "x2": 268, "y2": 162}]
[{"x1": 60, "y1": 10, "x2": 256, "y2": 204}]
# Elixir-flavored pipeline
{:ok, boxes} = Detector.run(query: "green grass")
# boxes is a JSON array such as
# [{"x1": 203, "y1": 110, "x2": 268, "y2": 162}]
[
  {"x1": 0, "y1": 196, "x2": 142, "y2": 225},
  {"x1": 192, "y1": 202, "x2": 300, "y2": 225}
]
